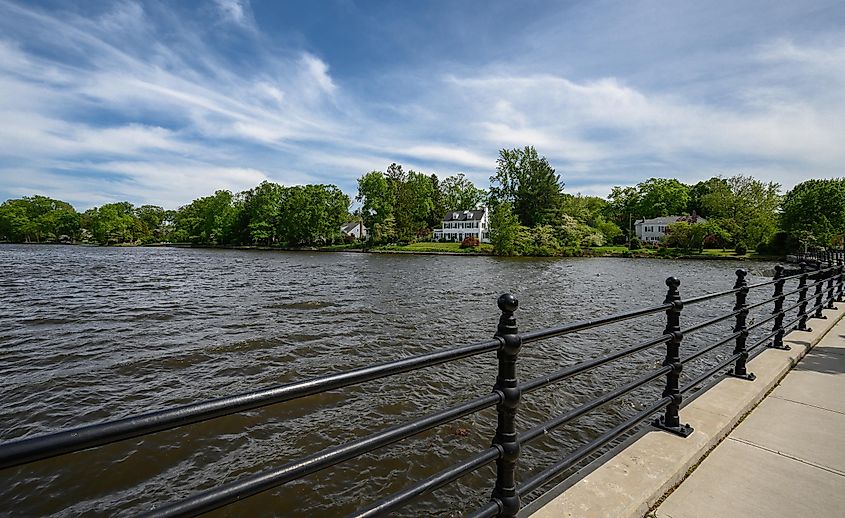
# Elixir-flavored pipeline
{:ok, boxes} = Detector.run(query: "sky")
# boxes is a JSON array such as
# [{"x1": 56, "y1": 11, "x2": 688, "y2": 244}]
[{"x1": 1, "y1": 0, "x2": 844, "y2": 210}]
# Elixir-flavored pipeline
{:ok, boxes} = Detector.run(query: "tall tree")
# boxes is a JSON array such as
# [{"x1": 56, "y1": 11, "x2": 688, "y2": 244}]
[
  {"x1": 241, "y1": 181, "x2": 284, "y2": 245},
  {"x1": 489, "y1": 146, "x2": 564, "y2": 227},
  {"x1": 781, "y1": 178, "x2": 845, "y2": 247},
  {"x1": 635, "y1": 178, "x2": 690, "y2": 219},
  {"x1": 173, "y1": 191, "x2": 234, "y2": 244},
  {"x1": 605, "y1": 186, "x2": 641, "y2": 238},
  {"x1": 134, "y1": 205, "x2": 166, "y2": 242},
  {"x1": 395, "y1": 171, "x2": 436, "y2": 240},
  {"x1": 489, "y1": 202, "x2": 521, "y2": 256},
  {"x1": 0, "y1": 196, "x2": 80, "y2": 243},
  {"x1": 687, "y1": 177, "x2": 728, "y2": 218},
  {"x1": 429, "y1": 174, "x2": 445, "y2": 228},
  {"x1": 440, "y1": 173, "x2": 487, "y2": 212},
  {"x1": 85, "y1": 201, "x2": 141, "y2": 245},
  {"x1": 700, "y1": 175, "x2": 780, "y2": 248},
  {"x1": 356, "y1": 170, "x2": 394, "y2": 237}
]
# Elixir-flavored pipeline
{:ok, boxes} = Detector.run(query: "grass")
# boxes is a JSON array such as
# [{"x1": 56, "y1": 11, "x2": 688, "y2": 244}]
[
  {"x1": 318, "y1": 243, "x2": 364, "y2": 251},
  {"x1": 587, "y1": 246, "x2": 779, "y2": 260},
  {"x1": 372, "y1": 241, "x2": 494, "y2": 254}
]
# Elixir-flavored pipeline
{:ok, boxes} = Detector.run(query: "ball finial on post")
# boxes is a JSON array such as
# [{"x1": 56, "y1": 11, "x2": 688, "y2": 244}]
[{"x1": 497, "y1": 293, "x2": 519, "y2": 314}]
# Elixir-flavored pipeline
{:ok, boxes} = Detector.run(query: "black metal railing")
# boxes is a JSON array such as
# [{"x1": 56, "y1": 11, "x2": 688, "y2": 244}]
[
  {"x1": 2, "y1": 260, "x2": 843, "y2": 517},
  {"x1": 800, "y1": 249, "x2": 845, "y2": 265}
]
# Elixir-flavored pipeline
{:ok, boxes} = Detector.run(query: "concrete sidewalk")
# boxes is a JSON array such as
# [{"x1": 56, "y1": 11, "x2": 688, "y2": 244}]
[{"x1": 653, "y1": 317, "x2": 845, "y2": 518}]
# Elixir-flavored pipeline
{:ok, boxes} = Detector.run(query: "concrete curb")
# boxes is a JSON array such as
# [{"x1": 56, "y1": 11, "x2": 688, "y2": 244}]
[{"x1": 528, "y1": 303, "x2": 845, "y2": 518}]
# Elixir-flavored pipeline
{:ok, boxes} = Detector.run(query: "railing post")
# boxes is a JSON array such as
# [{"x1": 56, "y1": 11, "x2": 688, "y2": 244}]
[
  {"x1": 490, "y1": 294, "x2": 522, "y2": 517},
  {"x1": 797, "y1": 261, "x2": 812, "y2": 332},
  {"x1": 838, "y1": 261, "x2": 844, "y2": 303},
  {"x1": 728, "y1": 269, "x2": 756, "y2": 380},
  {"x1": 813, "y1": 262, "x2": 827, "y2": 320},
  {"x1": 653, "y1": 277, "x2": 693, "y2": 437},
  {"x1": 768, "y1": 265, "x2": 790, "y2": 351},
  {"x1": 826, "y1": 258, "x2": 836, "y2": 309}
]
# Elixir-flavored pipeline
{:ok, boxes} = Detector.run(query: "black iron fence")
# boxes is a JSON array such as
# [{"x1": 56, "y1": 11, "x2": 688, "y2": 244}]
[
  {"x1": 1, "y1": 260, "x2": 843, "y2": 517},
  {"x1": 800, "y1": 250, "x2": 845, "y2": 264}
]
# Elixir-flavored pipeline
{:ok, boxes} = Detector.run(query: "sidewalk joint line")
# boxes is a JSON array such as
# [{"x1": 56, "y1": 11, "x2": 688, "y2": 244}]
[
  {"x1": 769, "y1": 395, "x2": 845, "y2": 416},
  {"x1": 727, "y1": 437, "x2": 845, "y2": 477}
]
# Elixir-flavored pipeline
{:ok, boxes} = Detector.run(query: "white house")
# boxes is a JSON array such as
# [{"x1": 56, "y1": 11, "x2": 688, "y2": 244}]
[
  {"x1": 433, "y1": 208, "x2": 490, "y2": 243},
  {"x1": 635, "y1": 214, "x2": 706, "y2": 243},
  {"x1": 340, "y1": 221, "x2": 367, "y2": 240}
]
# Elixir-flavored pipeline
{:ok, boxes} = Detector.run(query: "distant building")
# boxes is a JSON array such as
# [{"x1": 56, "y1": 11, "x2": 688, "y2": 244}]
[
  {"x1": 635, "y1": 214, "x2": 706, "y2": 243},
  {"x1": 432, "y1": 208, "x2": 490, "y2": 243},
  {"x1": 340, "y1": 221, "x2": 367, "y2": 240}
]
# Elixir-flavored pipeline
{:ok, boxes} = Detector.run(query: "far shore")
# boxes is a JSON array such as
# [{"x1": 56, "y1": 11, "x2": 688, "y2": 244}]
[{"x1": 1, "y1": 240, "x2": 783, "y2": 261}]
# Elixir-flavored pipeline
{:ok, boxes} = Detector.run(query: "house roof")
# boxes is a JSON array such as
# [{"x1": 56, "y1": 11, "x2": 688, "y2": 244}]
[
  {"x1": 442, "y1": 209, "x2": 486, "y2": 221},
  {"x1": 636, "y1": 215, "x2": 707, "y2": 226},
  {"x1": 341, "y1": 222, "x2": 363, "y2": 233}
]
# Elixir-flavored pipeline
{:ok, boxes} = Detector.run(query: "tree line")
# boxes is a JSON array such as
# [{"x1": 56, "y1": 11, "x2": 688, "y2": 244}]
[
  {"x1": 1, "y1": 146, "x2": 842, "y2": 255},
  {"x1": 0, "y1": 183, "x2": 350, "y2": 246}
]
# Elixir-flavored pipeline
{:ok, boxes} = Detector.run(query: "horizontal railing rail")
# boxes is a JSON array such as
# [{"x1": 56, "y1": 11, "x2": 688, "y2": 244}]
[{"x1": 2, "y1": 259, "x2": 843, "y2": 517}]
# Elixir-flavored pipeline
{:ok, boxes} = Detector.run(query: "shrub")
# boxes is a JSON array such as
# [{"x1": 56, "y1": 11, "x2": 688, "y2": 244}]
[
  {"x1": 460, "y1": 236, "x2": 480, "y2": 248},
  {"x1": 628, "y1": 237, "x2": 642, "y2": 250},
  {"x1": 735, "y1": 241, "x2": 748, "y2": 255}
]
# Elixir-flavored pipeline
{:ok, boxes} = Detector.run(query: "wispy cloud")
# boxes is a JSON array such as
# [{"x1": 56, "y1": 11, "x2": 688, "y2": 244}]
[
  {"x1": 214, "y1": 0, "x2": 254, "y2": 28},
  {"x1": 0, "y1": 0, "x2": 844, "y2": 207}
]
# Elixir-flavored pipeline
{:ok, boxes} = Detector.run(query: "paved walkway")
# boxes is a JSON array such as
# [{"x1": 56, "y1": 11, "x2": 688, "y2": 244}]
[{"x1": 653, "y1": 316, "x2": 845, "y2": 518}]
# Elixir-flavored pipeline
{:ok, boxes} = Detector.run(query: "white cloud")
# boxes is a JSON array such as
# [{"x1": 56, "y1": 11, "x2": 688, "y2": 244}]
[
  {"x1": 1, "y1": 0, "x2": 845, "y2": 209},
  {"x1": 214, "y1": 0, "x2": 252, "y2": 27}
]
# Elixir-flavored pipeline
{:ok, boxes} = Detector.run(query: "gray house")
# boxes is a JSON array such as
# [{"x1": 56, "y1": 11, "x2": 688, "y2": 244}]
[{"x1": 340, "y1": 221, "x2": 367, "y2": 240}]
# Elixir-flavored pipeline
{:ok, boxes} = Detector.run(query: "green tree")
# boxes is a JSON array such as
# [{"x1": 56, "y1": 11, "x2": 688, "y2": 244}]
[
  {"x1": 701, "y1": 175, "x2": 780, "y2": 248},
  {"x1": 173, "y1": 191, "x2": 234, "y2": 244},
  {"x1": 0, "y1": 196, "x2": 80, "y2": 243},
  {"x1": 687, "y1": 177, "x2": 728, "y2": 218},
  {"x1": 605, "y1": 186, "x2": 641, "y2": 238},
  {"x1": 395, "y1": 171, "x2": 436, "y2": 240},
  {"x1": 356, "y1": 170, "x2": 394, "y2": 239},
  {"x1": 636, "y1": 178, "x2": 690, "y2": 219},
  {"x1": 664, "y1": 220, "x2": 731, "y2": 251},
  {"x1": 440, "y1": 173, "x2": 486, "y2": 212},
  {"x1": 489, "y1": 202, "x2": 521, "y2": 255},
  {"x1": 429, "y1": 174, "x2": 446, "y2": 228},
  {"x1": 85, "y1": 201, "x2": 142, "y2": 245},
  {"x1": 489, "y1": 146, "x2": 564, "y2": 227},
  {"x1": 781, "y1": 179, "x2": 845, "y2": 248},
  {"x1": 134, "y1": 205, "x2": 166, "y2": 243},
  {"x1": 278, "y1": 184, "x2": 350, "y2": 245},
  {"x1": 240, "y1": 181, "x2": 284, "y2": 245}
]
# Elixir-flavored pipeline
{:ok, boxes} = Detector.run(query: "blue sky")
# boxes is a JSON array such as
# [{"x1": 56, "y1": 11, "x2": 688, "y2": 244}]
[{"x1": 1, "y1": 0, "x2": 844, "y2": 209}]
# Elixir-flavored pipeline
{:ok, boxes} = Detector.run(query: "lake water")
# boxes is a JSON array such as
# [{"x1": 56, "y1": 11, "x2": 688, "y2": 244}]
[{"x1": 0, "y1": 245, "x2": 781, "y2": 516}]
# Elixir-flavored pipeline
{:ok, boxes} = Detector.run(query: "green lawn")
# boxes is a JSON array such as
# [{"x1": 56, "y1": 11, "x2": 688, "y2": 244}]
[
  {"x1": 318, "y1": 243, "x2": 364, "y2": 251},
  {"x1": 589, "y1": 246, "x2": 778, "y2": 259},
  {"x1": 373, "y1": 241, "x2": 494, "y2": 254}
]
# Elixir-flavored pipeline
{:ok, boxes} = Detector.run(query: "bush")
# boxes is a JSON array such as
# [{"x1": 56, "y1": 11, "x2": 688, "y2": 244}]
[
  {"x1": 735, "y1": 241, "x2": 748, "y2": 255},
  {"x1": 758, "y1": 231, "x2": 796, "y2": 256},
  {"x1": 460, "y1": 236, "x2": 480, "y2": 248},
  {"x1": 628, "y1": 237, "x2": 642, "y2": 250}
]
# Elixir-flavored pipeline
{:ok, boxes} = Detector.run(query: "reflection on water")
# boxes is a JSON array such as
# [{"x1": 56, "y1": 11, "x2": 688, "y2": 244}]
[{"x1": 0, "y1": 245, "x2": 779, "y2": 516}]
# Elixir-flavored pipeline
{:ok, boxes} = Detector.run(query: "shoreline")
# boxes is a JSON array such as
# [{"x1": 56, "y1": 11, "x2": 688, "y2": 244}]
[{"x1": 1, "y1": 241, "x2": 783, "y2": 261}]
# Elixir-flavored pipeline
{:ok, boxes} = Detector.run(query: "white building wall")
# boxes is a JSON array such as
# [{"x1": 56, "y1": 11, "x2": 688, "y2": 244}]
[
  {"x1": 432, "y1": 209, "x2": 490, "y2": 243},
  {"x1": 635, "y1": 223, "x2": 672, "y2": 243}
]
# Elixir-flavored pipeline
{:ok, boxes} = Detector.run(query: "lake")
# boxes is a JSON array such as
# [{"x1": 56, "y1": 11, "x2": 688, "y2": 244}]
[{"x1": 0, "y1": 245, "x2": 780, "y2": 516}]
